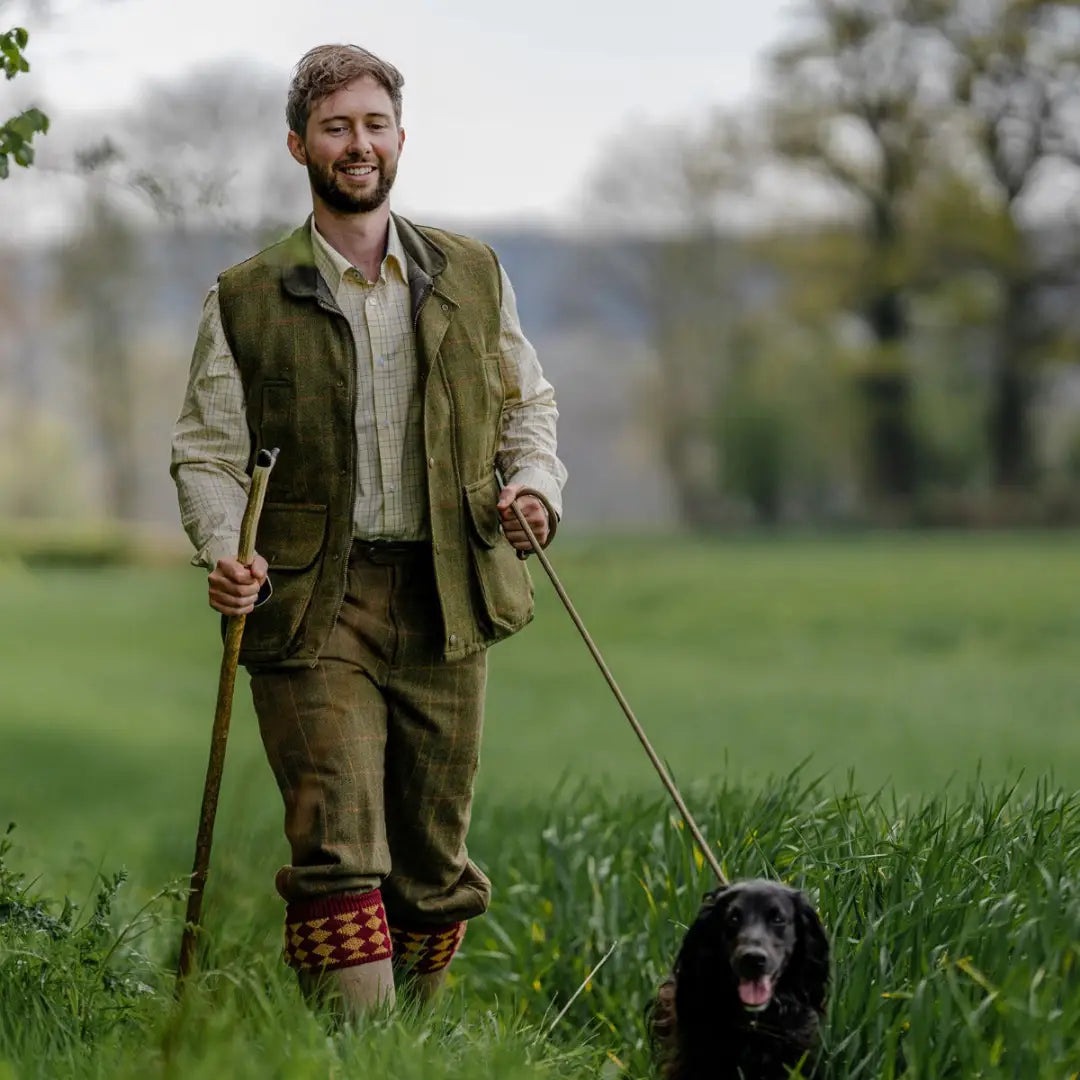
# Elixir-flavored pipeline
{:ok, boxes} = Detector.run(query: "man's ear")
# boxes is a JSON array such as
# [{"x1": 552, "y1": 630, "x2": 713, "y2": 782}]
[{"x1": 287, "y1": 130, "x2": 307, "y2": 167}]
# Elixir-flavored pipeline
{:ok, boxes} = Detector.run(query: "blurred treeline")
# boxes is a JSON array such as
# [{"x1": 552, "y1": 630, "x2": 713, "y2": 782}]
[
  {"x1": 586, "y1": 0, "x2": 1080, "y2": 529},
  {"x1": 0, "y1": 61, "x2": 311, "y2": 551},
  {"x1": 3, "y1": 0, "x2": 1080, "y2": 548}
]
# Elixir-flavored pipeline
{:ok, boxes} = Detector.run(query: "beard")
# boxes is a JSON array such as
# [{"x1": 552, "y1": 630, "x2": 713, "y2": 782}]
[{"x1": 307, "y1": 152, "x2": 397, "y2": 214}]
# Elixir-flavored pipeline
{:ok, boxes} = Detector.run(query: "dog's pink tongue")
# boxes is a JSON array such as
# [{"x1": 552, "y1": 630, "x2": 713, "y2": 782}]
[{"x1": 738, "y1": 976, "x2": 773, "y2": 1008}]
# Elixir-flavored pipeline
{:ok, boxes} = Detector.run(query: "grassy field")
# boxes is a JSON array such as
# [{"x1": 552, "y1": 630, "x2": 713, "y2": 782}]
[{"x1": 2, "y1": 533, "x2": 1080, "y2": 1077}]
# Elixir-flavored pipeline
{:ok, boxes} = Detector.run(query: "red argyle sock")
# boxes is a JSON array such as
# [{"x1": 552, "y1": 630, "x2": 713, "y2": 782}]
[
  {"x1": 284, "y1": 889, "x2": 392, "y2": 971},
  {"x1": 389, "y1": 920, "x2": 467, "y2": 975}
]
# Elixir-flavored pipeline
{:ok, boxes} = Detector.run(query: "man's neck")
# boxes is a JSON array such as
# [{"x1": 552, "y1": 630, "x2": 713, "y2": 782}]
[{"x1": 311, "y1": 200, "x2": 392, "y2": 283}]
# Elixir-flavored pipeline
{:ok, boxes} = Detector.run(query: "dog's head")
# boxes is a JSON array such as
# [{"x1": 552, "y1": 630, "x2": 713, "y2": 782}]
[{"x1": 674, "y1": 879, "x2": 829, "y2": 1017}]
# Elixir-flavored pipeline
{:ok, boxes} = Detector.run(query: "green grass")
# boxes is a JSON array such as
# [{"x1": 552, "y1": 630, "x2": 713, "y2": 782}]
[
  {"x1": 2, "y1": 533, "x2": 1080, "y2": 1076},
  {"x1": 3, "y1": 777, "x2": 1078, "y2": 1077}
]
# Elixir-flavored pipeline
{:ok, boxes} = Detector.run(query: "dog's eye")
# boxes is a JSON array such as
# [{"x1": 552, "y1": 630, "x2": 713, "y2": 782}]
[
  {"x1": 726, "y1": 910, "x2": 742, "y2": 931},
  {"x1": 767, "y1": 909, "x2": 786, "y2": 926}
]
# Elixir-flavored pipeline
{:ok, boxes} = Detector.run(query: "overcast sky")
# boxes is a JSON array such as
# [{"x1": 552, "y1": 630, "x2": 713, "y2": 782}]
[{"x1": 3, "y1": 0, "x2": 801, "y2": 234}]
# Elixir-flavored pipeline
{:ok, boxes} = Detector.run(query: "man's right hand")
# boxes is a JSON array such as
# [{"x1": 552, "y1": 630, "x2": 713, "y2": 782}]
[{"x1": 208, "y1": 554, "x2": 269, "y2": 616}]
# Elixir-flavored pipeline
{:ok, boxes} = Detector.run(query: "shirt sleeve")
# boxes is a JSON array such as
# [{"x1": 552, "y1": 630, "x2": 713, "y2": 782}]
[
  {"x1": 494, "y1": 265, "x2": 568, "y2": 520},
  {"x1": 170, "y1": 286, "x2": 252, "y2": 569}
]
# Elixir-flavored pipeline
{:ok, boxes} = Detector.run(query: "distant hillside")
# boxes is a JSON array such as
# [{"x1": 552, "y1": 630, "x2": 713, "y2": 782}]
[{"x1": 0, "y1": 224, "x2": 677, "y2": 533}]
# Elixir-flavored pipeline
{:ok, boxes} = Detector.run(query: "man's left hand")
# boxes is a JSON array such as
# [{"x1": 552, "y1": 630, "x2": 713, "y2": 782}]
[{"x1": 497, "y1": 484, "x2": 550, "y2": 553}]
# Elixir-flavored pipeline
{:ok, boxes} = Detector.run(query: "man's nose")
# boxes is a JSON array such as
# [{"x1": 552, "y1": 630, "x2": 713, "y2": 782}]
[{"x1": 346, "y1": 128, "x2": 373, "y2": 156}]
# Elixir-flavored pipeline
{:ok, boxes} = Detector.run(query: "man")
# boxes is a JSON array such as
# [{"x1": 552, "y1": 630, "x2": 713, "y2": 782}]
[{"x1": 171, "y1": 43, "x2": 566, "y2": 1017}]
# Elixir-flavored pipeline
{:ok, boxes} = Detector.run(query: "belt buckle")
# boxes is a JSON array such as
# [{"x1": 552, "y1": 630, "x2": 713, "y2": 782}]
[{"x1": 359, "y1": 540, "x2": 386, "y2": 562}]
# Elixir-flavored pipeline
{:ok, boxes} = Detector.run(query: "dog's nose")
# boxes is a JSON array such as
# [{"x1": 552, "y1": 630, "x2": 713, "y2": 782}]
[{"x1": 735, "y1": 948, "x2": 768, "y2": 977}]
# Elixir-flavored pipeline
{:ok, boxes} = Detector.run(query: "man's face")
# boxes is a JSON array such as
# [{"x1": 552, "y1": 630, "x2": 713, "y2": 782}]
[{"x1": 288, "y1": 75, "x2": 404, "y2": 214}]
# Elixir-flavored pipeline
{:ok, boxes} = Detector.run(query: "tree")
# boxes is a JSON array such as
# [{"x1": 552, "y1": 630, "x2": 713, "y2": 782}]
[
  {"x1": 585, "y1": 112, "x2": 768, "y2": 529},
  {"x1": 767, "y1": 0, "x2": 956, "y2": 505},
  {"x1": 772, "y1": 0, "x2": 1080, "y2": 500},
  {"x1": 1, "y1": 25, "x2": 47, "y2": 178},
  {"x1": 110, "y1": 59, "x2": 308, "y2": 235},
  {"x1": 49, "y1": 60, "x2": 304, "y2": 521},
  {"x1": 916, "y1": 0, "x2": 1080, "y2": 489},
  {"x1": 57, "y1": 147, "x2": 144, "y2": 520}
]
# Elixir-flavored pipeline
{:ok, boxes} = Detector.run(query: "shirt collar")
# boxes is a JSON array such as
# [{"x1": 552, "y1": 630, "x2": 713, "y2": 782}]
[{"x1": 309, "y1": 215, "x2": 407, "y2": 296}]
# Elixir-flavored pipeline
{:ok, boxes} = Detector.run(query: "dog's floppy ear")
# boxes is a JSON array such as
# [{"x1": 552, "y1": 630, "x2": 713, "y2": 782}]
[
  {"x1": 674, "y1": 884, "x2": 738, "y2": 982},
  {"x1": 697, "y1": 885, "x2": 729, "y2": 916},
  {"x1": 788, "y1": 890, "x2": 830, "y2": 1013}
]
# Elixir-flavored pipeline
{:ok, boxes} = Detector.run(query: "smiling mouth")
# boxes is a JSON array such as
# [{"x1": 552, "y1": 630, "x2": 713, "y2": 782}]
[
  {"x1": 338, "y1": 164, "x2": 376, "y2": 179},
  {"x1": 738, "y1": 975, "x2": 775, "y2": 1012}
]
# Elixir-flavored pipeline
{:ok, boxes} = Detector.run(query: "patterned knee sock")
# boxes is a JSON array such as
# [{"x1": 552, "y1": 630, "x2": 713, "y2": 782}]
[
  {"x1": 389, "y1": 920, "x2": 466, "y2": 975},
  {"x1": 284, "y1": 889, "x2": 392, "y2": 971}
]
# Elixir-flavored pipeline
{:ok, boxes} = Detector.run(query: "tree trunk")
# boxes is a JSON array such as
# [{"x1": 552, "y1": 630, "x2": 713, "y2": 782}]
[
  {"x1": 654, "y1": 235, "x2": 731, "y2": 531},
  {"x1": 660, "y1": 424, "x2": 720, "y2": 531},
  {"x1": 987, "y1": 284, "x2": 1034, "y2": 489},
  {"x1": 857, "y1": 289, "x2": 919, "y2": 501},
  {"x1": 66, "y1": 191, "x2": 144, "y2": 522},
  {"x1": 856, "y1": 370, "x2": 918, "y2": 499}
]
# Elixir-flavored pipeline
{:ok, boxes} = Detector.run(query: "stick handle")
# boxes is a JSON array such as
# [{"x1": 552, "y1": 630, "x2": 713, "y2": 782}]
[
  {"x1": 176, "y1": 448, "x2": 279, "y2": 989},
  {"x1": 507, "y1": 498, "x2": 727, "y2": 887},
  {"x1": 236, "y1": 449, "x2": 277, "y2": 564}
]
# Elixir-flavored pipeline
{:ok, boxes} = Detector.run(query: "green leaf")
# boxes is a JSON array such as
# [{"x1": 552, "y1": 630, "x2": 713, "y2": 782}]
[
  {"x1": 0, "y1": 153, "x2": 8, "y2": 181},
  {"x1": 0, "y1": 28, "x2": 30, "y2": 81},
  {"x1": 0, "y1": 105, "x2": 48, "y2": 177},
  {"x1": 23, "y1": 107, "x2": 48, "y2": 134},
  {"x1": 8, "y1": 109, "x2": 48, "y2": 141}
]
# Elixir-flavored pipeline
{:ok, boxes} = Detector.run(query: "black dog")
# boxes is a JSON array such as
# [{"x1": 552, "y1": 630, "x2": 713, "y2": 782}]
[{"x1": 649, "y1": 880, "x2": 830, "y2": 1079}]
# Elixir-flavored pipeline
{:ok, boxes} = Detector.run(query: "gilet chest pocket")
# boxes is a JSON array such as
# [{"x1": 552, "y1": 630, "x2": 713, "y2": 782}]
[{"x1": 261, "y1": 380, "x2": 294, "y2": 435}]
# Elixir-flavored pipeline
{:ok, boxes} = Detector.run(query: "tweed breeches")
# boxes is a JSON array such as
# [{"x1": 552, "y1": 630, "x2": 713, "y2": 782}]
[{"x1": 248, "y1": 540, "x2": 491, "y2": 932}]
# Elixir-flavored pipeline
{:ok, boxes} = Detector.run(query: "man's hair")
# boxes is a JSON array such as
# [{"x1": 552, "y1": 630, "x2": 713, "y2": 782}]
[{"x1": 286, "y1": 44, "x2": 404, "y2": 136}]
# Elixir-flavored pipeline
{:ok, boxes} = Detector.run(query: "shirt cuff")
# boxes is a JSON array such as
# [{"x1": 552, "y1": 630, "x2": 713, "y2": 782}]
[{"x1": 192, "y1": 534, "x2": 241, "y2": 571}]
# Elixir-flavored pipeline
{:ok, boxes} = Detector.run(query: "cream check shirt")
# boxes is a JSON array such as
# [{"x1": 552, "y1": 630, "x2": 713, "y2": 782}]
[{"x1": 172, "y1": 217, "x2": 566, "y2": 569}]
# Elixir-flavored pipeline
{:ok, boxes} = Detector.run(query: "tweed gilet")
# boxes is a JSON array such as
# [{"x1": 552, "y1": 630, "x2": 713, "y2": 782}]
[{"x1": 216, "y1": 214, "x2": 533, "y2": 667}]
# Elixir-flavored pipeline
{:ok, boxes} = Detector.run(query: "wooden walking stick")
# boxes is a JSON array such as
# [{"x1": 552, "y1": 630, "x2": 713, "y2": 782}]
[{"x1": 176, "y1": 447, "x2": 278, "y2": 991}]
